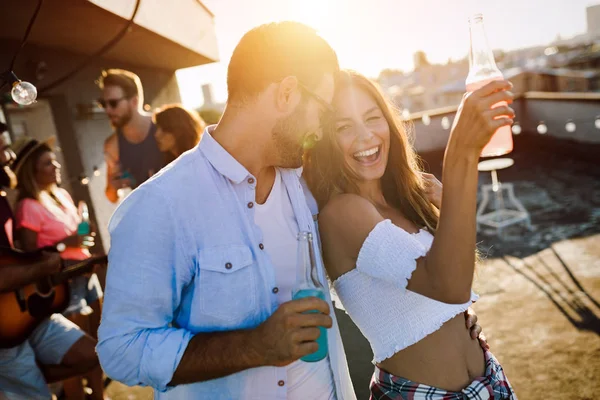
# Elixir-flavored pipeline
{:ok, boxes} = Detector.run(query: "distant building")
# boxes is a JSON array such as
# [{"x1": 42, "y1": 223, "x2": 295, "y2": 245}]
[
  {"x1": 378, "y1": 60, "x2": 469, "y2": 113},
  {"x1": 198, "y1": 83, "x2": 225, "y2": 112},
  {"x1": 438, "y1": 67, "x2": 598, "y2": 108},
  {"x1": 587, "y1": 4, "x2": 600, "y2": 36},
  {"x1": 202, "y1": 84, "x2": 214, "y2": 108}
]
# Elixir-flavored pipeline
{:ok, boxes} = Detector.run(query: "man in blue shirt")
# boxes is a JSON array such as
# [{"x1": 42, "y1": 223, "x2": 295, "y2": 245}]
[{"x1": 97, "y1": 22, "x2": 483, "y2": 399}]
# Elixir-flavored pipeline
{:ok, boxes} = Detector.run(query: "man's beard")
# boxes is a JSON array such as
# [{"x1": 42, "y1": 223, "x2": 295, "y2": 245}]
[
  {"x1": 0, "y1": 166, "x2": 16, "y2": 189},
  {"x1": 110, "y1": 108, "x2": 133, "y2": 129},
  {"x1": 272, "y1": 105, "x2": 313, "y2": 169}
]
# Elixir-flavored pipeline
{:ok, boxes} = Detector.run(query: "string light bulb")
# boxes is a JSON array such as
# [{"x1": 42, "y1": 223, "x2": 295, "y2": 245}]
[
  {"x1": 2, "y1": 71, "x2": 37, "y2": 106},
  {"x1": 511, "y1": 122, "x2": 522, "y2": 135},
  {"x1": 80, "y1": 176, "x2": 90, "y2": 185},
  {"x1": 565, "y1": 120, "x2": 576, "y2": 133},
  {"x1": 93, "y1": 166, "x2": 101, "y2": 177},
  {"x1": 422, "y1": 114, "x2": 431, "y2": 126},
  {"x1": 595, "y1": 116, "x2": 600, "y2": 130},
  {"x1": 537, "y1": 122, "x2": 548, "y2": 135},
  {"x1": 441, "y1": 116, "x2": 451, "y2": 130},
  {"x1": 11, "y1": 80, "x2": 37, "y2": 105}
]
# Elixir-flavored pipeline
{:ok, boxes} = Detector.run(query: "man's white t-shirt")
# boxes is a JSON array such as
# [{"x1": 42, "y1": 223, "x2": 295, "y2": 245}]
[{"x1": 254, "y1": 168, "x2": 336, "y2": 400}]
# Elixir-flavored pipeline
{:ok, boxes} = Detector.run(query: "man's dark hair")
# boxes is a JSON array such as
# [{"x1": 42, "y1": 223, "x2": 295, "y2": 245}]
[
  {"x1": 227, "y1": 21, "x2": 339, "y2": 104},
  {"x1": 97, "y1": 69, "x2": 144, "y2": 104}
]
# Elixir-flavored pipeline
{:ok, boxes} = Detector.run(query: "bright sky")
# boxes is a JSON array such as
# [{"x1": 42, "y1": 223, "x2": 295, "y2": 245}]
[{"x1": 176, "y1": 0, "x2": 596, "y2": 108}]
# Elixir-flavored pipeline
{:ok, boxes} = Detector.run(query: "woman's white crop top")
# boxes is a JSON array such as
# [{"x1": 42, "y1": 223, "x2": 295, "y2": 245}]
[{"x1": 332, "y1": 219, "x2": 478, "y2": 363}]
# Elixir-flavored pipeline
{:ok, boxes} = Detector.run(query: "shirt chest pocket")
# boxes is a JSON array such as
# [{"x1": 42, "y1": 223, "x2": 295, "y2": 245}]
[{"x1": 196, "y1": 245, "x2": 258, "y2": 326}]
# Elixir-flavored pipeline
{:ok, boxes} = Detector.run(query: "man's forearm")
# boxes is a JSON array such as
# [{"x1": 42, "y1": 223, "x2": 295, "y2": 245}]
[
  {"x1": 0, "y1": 262, "x2": 49, "y2": 292},
  {"x1": 169, "y1": 328, "x2": 265, "y2": 386},
  {"x1": 40, "y1": 362, "x2": 98, "y2": 383}
]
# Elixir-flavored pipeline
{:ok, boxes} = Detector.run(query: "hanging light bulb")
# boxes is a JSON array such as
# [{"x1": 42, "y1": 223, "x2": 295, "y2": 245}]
[
  {"x1": 537, "y1": 122, "x2": 548, "y2": 135},
  {"x1": 93, "y1": 166, "x2": 101, "y2": 177},
  {"x1": 441, "y1": 116, "x2": 451, "y2": 130},
  {"x1": 565, "y1": 120, "x2": 576, "y2": 133},
  {"x1": 80, "y1": 176, "x2": 90, "y2": 185},
  {"x1": 511, "y1": 122, "x2": 522, "y2": 135},
  {"x1": 11, "y1": 81, "x2": 37, "y2": 105},
  {"x1": 401, "y1": 109, "x2": 410, "y2": 120},
  {"x1": 422, "y1": 114, "x2": 431, "y2": 126},
  {"x1": 595, "y1": 116, "x2": 600, "y2": 130}
]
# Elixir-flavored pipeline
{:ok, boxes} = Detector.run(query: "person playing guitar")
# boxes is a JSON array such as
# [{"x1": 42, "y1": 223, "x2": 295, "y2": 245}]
[{"x1": 0, "y1": 126, "x2": 101, "y2": 400}]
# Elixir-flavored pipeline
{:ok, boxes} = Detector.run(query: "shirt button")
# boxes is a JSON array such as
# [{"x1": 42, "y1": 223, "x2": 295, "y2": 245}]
[
  {"x1": 248, "y1": 177, "x2": 255, "y2": 184},
  {"x1": 225, "y1": 262, "x2": 232, "y2": 269},
  {"x1": 278, "y1": 380, "x2": 285, "y2": 387},
  {"x1": 272, "y1": 287, "x2": 279, "y2": 294},
  {"x1": 247, "y1": 202, "x2": 254, "y2": 209},
  {"x1": 259, "y1": 243, "x2": 264, "y2": 250}
]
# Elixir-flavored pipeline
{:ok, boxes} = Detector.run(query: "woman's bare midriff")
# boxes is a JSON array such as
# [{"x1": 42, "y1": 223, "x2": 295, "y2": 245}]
[{"x1": 377, "y1": 313, "x2": 486, "y2": 392}]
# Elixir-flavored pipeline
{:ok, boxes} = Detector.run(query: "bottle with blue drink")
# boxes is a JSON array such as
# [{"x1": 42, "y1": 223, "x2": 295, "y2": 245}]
[
  {"x1": 77, "y1": 201, "x2": 90, "y2": 236},
  {"x1": 292, "y1": 231, "x2": 328, "y2": 362}
]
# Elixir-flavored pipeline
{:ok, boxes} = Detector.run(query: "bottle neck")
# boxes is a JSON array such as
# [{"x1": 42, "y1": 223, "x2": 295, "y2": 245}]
[
  {"x1": 467, "y1": 15, "x2": 502, "y2": 84},
  {"x1": 295, "y1": 232, "x2": 323, "y2": 290},
  {"x1": 78, "y1": 201, "x2": 89, "y2": 221}
]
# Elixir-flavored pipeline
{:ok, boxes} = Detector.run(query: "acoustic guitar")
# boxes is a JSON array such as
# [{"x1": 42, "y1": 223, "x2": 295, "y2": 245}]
[{"x1": 0, "y1": 247, "x2": 107, "y2": 348}]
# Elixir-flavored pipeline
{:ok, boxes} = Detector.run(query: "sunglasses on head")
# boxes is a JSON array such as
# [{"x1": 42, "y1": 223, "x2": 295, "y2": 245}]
[{"x1": 97, "y1": 97, "x2": 128, "y2": 109}]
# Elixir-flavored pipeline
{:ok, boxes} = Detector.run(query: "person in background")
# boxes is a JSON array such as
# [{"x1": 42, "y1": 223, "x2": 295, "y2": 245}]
[
  {"x1": 0, "y1": 128, "x2": 99, "y2": 400},
  {"x1": 0, "y1": 124, "x2": 16, "y2": 250},
  {"x1": 98, "y1": 69, "x2": 164, "y2": 203},
  {"x1": 153, "y1": 104, "x2": 205, "y2": 164},
  {"x1": 12, "y1": 137, "x2": 105, "y2": 400}
]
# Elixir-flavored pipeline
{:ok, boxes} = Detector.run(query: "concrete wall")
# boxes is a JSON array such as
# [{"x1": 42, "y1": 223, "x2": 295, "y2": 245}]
[{"x1": 0, "y1": 40, "x2": 182, "y2": 250}]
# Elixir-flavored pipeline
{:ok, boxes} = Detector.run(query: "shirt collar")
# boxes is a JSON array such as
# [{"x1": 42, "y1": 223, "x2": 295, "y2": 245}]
[
  {"x1": 199, "y1": 125, "x2": 304, "y2": 182},
  {"x1": 199, "y1": 125, "x2": 250, "y2": 184}
]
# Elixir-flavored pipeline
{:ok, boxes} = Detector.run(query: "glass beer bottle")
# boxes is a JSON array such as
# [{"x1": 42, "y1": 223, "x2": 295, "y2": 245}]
[
  {"x1": 466, "y1": 13, "x2": 514, "y2": 157},
  {"x1": 77, "y1": 200, "x2": 90, "y2": 236},
  {"x1": 292, "y1": 231, "x2": 328, "y2": 362}
]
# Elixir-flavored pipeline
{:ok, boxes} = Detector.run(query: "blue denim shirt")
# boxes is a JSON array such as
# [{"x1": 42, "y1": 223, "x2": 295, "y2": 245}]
[{"x1": 97, "y1": 127, "x2": 356, "y2": 400}]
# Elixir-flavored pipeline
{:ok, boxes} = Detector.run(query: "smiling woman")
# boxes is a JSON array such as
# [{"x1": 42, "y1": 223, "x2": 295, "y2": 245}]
[
  {"x1": 305, "y1": 70, "x2": 437, "y2": 231},
  {"x1": 304, "y1": 69, "x2": 517, "y2": 399}
]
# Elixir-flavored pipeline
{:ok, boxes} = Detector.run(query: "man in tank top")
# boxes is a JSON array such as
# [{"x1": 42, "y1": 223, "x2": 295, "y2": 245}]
[{"x1": 98, "y1": 69, "x2": 164, "y2": 203}]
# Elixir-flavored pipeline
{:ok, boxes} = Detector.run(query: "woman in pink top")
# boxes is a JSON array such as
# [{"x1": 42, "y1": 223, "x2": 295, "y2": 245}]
[{"x1": 13, "y1": 137, "x2": 105, "y2": 400}]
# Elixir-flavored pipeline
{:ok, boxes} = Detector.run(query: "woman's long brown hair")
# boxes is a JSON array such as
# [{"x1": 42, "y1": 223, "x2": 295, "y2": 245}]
[
  {"x1": 153, "y1": 105, "x2": 205, "y2": 163},
  {"x1": 17, "y1": 144, "x2": 52, "y2": 201},
  {"x1": 304, "y1": 70, "x2": 439, "y2": 233}
]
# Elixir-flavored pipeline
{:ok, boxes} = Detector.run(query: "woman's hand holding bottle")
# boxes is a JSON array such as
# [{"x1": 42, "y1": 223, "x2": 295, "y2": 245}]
[{"x1": 447, "y1": 80, "x2": 515, "y2": 160}]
